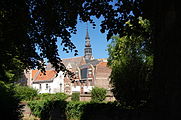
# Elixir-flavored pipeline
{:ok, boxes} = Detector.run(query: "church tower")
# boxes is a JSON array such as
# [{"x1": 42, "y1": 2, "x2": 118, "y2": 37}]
[{"x1": 84, "y1": 26, "x2": 93, "y2": 61}]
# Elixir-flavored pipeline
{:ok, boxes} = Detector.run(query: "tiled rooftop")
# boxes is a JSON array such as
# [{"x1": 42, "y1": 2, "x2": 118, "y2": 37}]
[{"x1": 32, "y1": 70, "x2": 57, "y2": 81}]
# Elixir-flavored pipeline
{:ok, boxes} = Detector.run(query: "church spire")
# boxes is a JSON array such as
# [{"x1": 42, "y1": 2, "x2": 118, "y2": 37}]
[
  {"x1": 84, "y1": 24, "x2": 93, "y2": 61},
  {"x1": 85, "y1": 26, "x2": 91, "y2": 47},
  {"x1": 85, "y1": 24, "x2": 90, "y2": 40}
]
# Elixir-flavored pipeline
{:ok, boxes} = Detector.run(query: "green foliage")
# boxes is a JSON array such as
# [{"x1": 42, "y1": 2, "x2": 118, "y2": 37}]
[
  {"x1": 28, "y1": 93, "x2": 68, "y2": 119},
  {"x1": 66, "y1": 101, "x2": 87, "y2": 120},
  {"x1": 0, "y1": 0, "x2": 145, "y2": 81},
  {"x1": 28, "y1": 100, "x2": 123, "y2": 120},
  {"x1": 14, "y1": 84, "x2": 38, "y2": 101},
  {"x1": 28, "y1": 100, "x2": 149, "y2": 120},
  {"x1": 29, "y1": 100, "x2": 87, "y2": 120},
  {"x1": 0, "y1": 56, "x2": 24, "y2": 82},
  {"x1": 35, "y1": 93, "x2": 68, "y2": 101},
  {"x1": 28, "y1": 93, "x2": 68, "y2": 120},
  {"x1": 80, "y1": 102, "x2": 129, "y2": 120},
  {"x1": 107, "y1": 19, "x2": 153, "y2": 107},
  {"x1": 71, "y1": 92, "x2": 80, "y2": 101},
  {"x1": 80, "y1": 101, "x2": 151, "y2": 120},
  {"x1": 0, "y1": 81, "x2": 23, "y2": 119},
  {"x1": 27, "y1": 100, "x2": 45, "y2": 117},
  {"x1": 91, "y1": 87, "x2": 107, "y2": 102}
]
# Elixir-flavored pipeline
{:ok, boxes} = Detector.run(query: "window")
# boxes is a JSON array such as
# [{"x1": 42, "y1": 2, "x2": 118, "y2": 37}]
[
  {"x1": 39, "y1": 84, "x2": 42, "y2": 89},
  {"x1": 88, "y1": 68, "x2": 92, "y2": 74},
  {"x1": 46, "y1": 84, "x2": 48, "y2": 89},
  {"x1": 75, "y1": 71, "x2": 79, "y2": 78},
  {"x1": 60, "y1": 83, "x2": 62, "y2": 92},
  {"x1": 81, "y1": 68, "x2": 87, "y2": 79}
]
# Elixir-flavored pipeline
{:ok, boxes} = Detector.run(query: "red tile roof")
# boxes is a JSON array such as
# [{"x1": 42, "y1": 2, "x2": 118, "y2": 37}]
[
  {"x1": 32, "y1": 70, "x2": 39, "y2": 79},
  {"x1": 32, "y1": 70, "x2": 57, "y2": 81}
]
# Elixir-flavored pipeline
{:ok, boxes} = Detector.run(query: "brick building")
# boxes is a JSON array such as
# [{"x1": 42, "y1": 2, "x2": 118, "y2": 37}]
[{"x1": 23, "y1": 28, "x2": 112, "y2": 95}]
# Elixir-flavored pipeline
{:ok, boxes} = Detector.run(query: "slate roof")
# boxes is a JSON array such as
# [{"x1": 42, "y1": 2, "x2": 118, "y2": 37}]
[
  {"x1": 79, "y1": 59, "x2": 100, "y2": 69},
  {"x1": 62, "y1": 56, "x2": 84, "y2": 67},
  {"x1": 45, "y1": 56, "x2": 84, "y2": 71}
]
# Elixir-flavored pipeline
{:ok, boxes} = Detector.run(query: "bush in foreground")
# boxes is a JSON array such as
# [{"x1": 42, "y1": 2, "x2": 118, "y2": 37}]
[
  {"x1": 14, "y1": 84, "x2": 38, "y2": 101},
  {"x1": 91, "y1": 87, "x2": 107, "y2": 102},
  {"x1": 35, "y1": 93, "x2": 68, "y2": 101},
  {"x1": 71, "y1": 92, "x2": 80, "y2": 101}
]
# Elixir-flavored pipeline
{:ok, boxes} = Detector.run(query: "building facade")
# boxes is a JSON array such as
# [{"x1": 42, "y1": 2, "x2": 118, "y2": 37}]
[
  {"x1": 23, "y1": 29, "x2": 111, "y2": 95},
  {"x1": 31, "y1": 71, "x2": 64, "y2": 93}
]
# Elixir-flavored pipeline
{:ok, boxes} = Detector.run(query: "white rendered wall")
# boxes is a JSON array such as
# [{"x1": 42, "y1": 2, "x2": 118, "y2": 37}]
[
  {"x1": 32, "y1": 71, "x2": 64, "y2": 94},
  {"x1": 72, "y1": 86, "x2": 81, "y2": 92},
  {"x1": 32, "y1": 82, "x2": 52, "y2": 93},
  {"x1": 84, "y1": 86, "x2": 93, "y2": 93},
  {"x1": 71, "y1": 86, "x2": 94, "y2": 93},
  {"x1": 51, "y1": 71, "x2": 64, "y2": 93}
]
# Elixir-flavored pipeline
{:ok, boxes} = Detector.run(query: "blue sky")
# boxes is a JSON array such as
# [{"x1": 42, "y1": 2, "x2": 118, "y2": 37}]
[{"x1": 57, "y1": 16, "x2": 111, "y2": 59}]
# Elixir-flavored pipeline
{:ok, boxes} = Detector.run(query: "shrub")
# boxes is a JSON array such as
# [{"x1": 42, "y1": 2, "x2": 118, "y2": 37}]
[
  {"x1": 0, "y1": 81, "x2": 23, "y2": 119},
  {"x1": 66, "y1": 101, "x2": 87, "y2": 120},
  {"x1": 27, "y1": 100, "x2": 45, "y2": 117},
  {"x1": 80, "y1": 102, "x2": 127, "y2": 120},
  {"x1": 14, "y1": 84, "x2": 38, "y2": 101},
  {"x1": 28, "y1": 99, "x2": 67, "y2": 120},
  {"x1": 35, "y1": 93, "x2": 68, "y2": 101},
  {"x1": 91, "y1": 87, "x2": 107, "y2": 102},
  {"x1": 28, "y1": 93, "x2": 68, "y2": 120},
  {"x1": 71, "y1": 92, "x2": 80, "y2": 101}
]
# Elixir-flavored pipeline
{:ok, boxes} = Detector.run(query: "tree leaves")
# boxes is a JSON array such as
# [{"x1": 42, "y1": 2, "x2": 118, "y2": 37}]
[
  {"x1": 0, "y1": 0, "x2": 144, "y2": 82},
  {"x1": 107, "y1": 19, "x2": 153, "y2": 107}
]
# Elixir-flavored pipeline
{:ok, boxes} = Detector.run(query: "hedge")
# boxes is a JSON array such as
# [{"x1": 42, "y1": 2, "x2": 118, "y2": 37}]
[
  {"x1": 14, "y1": 84, "x2": 38, "y2": 101},
  {"x1": 71, "y1": 92, "x2": 80, "y2": 101}
]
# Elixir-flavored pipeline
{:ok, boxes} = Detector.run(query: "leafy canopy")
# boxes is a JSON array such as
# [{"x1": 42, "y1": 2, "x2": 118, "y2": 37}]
[
  {"x1": 0, "y1": 0, "x2": 145, "y2": 82},
  {"x1": 107, "y1": 18, "x2": 153, "y2": 107}
]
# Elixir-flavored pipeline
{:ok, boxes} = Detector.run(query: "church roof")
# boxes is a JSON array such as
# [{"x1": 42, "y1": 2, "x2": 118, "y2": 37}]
[
  {"x1": 62, "y1": 56, "x2": 85, "y2": 71},
  {"x1": 45, "y1": 56, "x2": 85, "y2": 71},
  {"x1": 80, "y1": 59, "x2": 100, "y2": 69}
]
